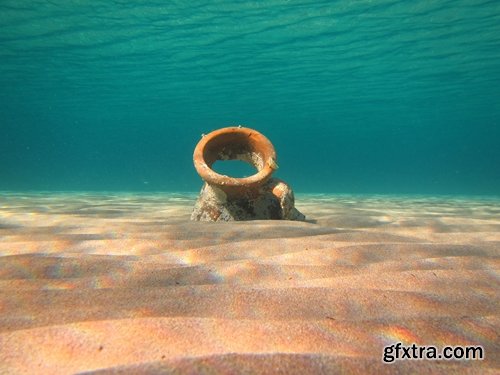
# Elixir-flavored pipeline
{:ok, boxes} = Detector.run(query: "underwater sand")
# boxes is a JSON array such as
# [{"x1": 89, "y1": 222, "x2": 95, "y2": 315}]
[{"x1": 0, "y1": 192, "x2": 498, "y2": 374}]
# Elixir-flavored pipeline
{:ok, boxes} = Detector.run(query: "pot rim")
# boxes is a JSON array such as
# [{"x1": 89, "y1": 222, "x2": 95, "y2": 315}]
[{"x1": 193, "y1": 126, "x2": 277, "y2": 188}]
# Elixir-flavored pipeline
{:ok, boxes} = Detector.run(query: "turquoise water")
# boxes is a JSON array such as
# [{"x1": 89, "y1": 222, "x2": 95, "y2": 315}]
[{"x1": 1, "y1": 0, "x2": 499, "y2": 195}]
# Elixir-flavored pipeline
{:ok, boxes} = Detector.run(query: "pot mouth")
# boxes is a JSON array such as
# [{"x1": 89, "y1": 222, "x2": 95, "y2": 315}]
[{"x1": 193, "y1": 126, "x2": 277, "y2": 188}]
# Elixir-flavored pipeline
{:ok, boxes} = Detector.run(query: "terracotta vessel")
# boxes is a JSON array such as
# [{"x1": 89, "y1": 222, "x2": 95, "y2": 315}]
[{"x1": 191, "y1": 126, "x2": 305, "y2": 222}]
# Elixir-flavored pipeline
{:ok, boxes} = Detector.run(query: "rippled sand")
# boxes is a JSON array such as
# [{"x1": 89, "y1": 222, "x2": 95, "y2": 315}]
[{"x1": 0, "y1": 192, "x2": 498, "y2": 374}]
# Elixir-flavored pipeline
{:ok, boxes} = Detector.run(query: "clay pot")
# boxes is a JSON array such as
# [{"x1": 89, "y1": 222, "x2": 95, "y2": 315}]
[
  {"x1": 193, "y1": 126, "x2": 278, "y2": 199},
  {"x1": 191, "y1": 126, "x2": 305, "y2": 221}
]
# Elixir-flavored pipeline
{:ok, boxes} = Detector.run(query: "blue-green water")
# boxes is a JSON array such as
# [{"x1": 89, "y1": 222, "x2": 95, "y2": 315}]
[{"x1": 1, "y1": 0, "x2": 499, "y2": 195}]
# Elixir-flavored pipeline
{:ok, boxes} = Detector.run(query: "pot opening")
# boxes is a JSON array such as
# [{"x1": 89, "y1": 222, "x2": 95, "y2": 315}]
[{"x1": 212, "y1": 159, "x2": 258, "y2": 178}]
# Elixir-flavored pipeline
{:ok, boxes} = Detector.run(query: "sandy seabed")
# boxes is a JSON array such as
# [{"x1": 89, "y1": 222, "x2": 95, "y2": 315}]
[{"x1": 0, "y1": 192, "x2": 498, "y2": 374}]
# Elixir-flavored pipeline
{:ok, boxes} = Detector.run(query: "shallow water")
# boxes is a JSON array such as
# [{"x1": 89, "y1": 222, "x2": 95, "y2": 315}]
[
  {"x1": 2, "y1": 4, "x2": 499, "y2": 372},
  {"x1": 1, "y1": 0, "x2": 500, "y2": 195}
]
